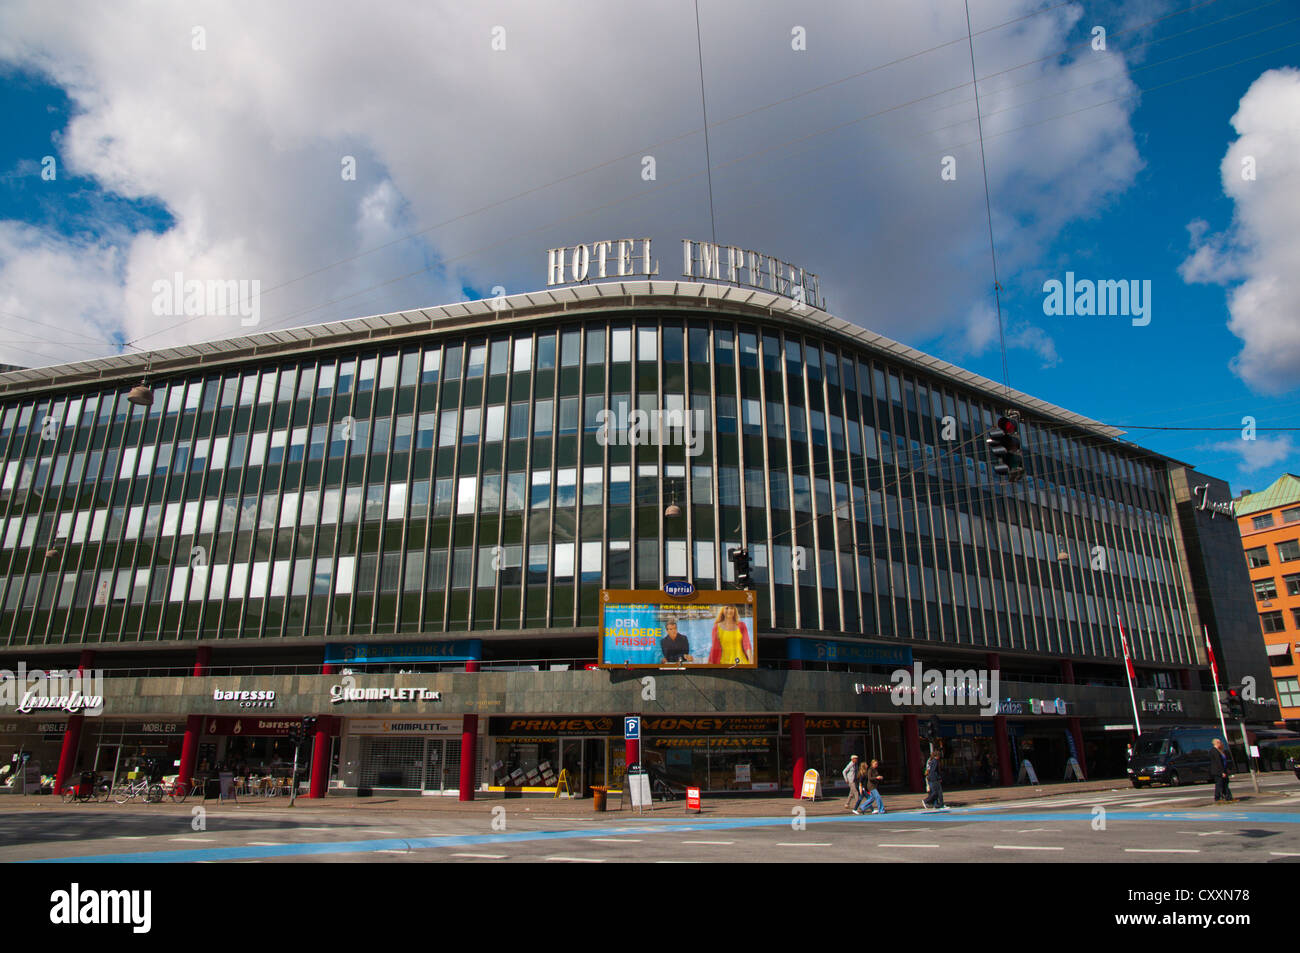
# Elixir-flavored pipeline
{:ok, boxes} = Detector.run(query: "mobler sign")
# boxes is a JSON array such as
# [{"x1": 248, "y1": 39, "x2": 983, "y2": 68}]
[{"x1": 545, "y1": 238, "x2": 825, "y2": 310}]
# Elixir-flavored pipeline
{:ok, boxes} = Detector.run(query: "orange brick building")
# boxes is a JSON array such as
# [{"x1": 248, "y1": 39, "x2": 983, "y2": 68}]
[{"x1": 1236, "y1": 473, "x2": 1300, "y2": 728}]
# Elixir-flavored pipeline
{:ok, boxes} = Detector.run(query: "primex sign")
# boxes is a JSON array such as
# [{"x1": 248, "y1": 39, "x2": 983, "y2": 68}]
[{"x1": 545, "y1": 238, "x2": 825, "y2": 311}]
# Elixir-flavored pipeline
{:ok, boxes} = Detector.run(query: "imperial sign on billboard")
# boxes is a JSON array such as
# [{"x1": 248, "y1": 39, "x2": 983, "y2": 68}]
[{"x1": 664, "y1": 581, "x2": 696, "y2": 598}]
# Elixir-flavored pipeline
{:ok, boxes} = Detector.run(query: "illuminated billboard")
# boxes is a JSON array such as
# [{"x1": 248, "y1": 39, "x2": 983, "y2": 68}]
[{"x1": 598, "y1": 589, "x2": 757, "y2": 669}]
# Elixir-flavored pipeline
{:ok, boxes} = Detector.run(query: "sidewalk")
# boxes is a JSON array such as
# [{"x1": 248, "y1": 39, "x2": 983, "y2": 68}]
[{"x1": 8, "y1": 775, "x2": 1292, "y2": 819}]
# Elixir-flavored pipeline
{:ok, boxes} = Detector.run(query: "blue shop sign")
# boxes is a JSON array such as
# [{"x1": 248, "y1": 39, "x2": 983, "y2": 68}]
[
  {"x1": 786, "y1": 639, "x2": 913, "y2": 667},
  {"x1": 324, "y1": 640, "x2": 482, "y2": 665}
]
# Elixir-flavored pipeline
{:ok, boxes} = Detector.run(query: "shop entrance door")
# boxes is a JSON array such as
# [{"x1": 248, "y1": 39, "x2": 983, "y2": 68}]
[
  {"x1": 421, "y1": 738, "x2": 462, "y2": 795},
  {"x1": 558, "y1": 738, "x2": 606, "y2": 796}
]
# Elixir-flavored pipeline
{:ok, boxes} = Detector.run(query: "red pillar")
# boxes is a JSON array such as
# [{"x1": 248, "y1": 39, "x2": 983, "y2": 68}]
[
  {"x1": 1179, "y1": 668, "x2": 1195, "y2": 691},
  {"x1": 994, "y1": 715, "x2": 1013, "y2": 786},
  {"x1": 193, "y1": 645, "x2": 212, "y2": 677},
  {"x1": 308, "y1": 715, "x2": 332, "y2": 798},
  {"x1": 53, "y1": 714, "x2": 84, "y2": 796},
  {"x1": 466, "y1": 660, "x2": 480, "y2": 673},
  {"x1": 177, "y1": 714, "x2": 202, "y2": 790},
  {"x1": 789, "y1": 713, "x2": 806, "y2": 798},
  {"x1": 1068, "y1": 716, "x2": 1088, "y2": 778},
  {"x1": 321, "y1": 661, "x2": 336, "y2": 676},
  {"x1": 1060, "y1": 660, "x2": 1075, "y2": 684},
  {"x1": 903, "y1": 715, "x2": 924, "y2": 793},
  {"x1": 76, "y1": 649, "x2": 95, "y2": 674},
  {"x1": 458, "y1": 714, "x2": 478, "y2": 801}
]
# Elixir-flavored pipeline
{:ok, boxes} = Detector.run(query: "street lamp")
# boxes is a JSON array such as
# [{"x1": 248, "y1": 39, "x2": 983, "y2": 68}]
[
  {"x1": 664, "y1": 481, "x2": 682, "y2": 518},
  {"x1": 126, "y1": 380, "x2": 154, "y2": 407}
]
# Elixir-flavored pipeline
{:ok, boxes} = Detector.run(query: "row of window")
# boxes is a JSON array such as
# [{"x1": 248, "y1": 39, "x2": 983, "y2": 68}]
[
  {"x1": 1250, "y1": 506, "x2": 1300, "y2": 530},
  {"x1": 1246, "y1": 539, "x2": 1300, "y2": 569},
  {"x1": 1252, "y1": 573, "x2": 1300, "y2": 601},
  {"x1": 1260, "y1": 609, "x2": 1300, "y2": 634},
  {"x1": 0, "y1": 318, "x2": 1190, "y2": 661}
]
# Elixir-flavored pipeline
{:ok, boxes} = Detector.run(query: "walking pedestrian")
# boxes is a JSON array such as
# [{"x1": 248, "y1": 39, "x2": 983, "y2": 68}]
[
  {"x1": 1211, "y1": 738, "x2": 1234, "y2": 803},
  {"x1": 842, "y1": 754, "x2": 860, "y2": 811},
  {"x1": 859, "y1": 758, "x2": 886, "y2": 814},
  {"x1": 922, "y1": 748, "x2": 948, "y2": 810}
]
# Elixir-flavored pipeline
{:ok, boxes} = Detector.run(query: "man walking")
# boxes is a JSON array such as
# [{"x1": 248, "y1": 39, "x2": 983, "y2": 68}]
[
  {"x1": 922, "y1": 748, "x2": 948, "y2": 810},
  {"x1": 1211, "y1": 738, "x2": 1234, "y2": 803},
  {"x1": 842, "y1": 754, "x2": 860, "y2": 811}
]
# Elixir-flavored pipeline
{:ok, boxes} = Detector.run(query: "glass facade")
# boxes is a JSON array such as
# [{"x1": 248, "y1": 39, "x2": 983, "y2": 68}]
[{"x1": 0, "y1": 307, "x2": 1195, "y2": 667}]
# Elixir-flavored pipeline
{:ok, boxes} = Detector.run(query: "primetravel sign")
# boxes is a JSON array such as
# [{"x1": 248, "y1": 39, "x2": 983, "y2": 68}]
[{"x1": 545, "y1": 238, "x2": 826, "y2": 311}]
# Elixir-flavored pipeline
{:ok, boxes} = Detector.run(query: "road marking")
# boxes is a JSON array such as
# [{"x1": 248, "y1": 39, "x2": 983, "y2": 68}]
[
  {"x1": 878, "y1": 843, "x2": 940, "y2": 848},
  {"x1": 682, "y1": 840, "x2": 733, "y2": 845},
  {"x1": 376, "y1": 849, "x2": 409, "y2": 854},
  {"x1": 114, "y1": 836, "x2": 147, "y2": 840},
  {"x1": 1177, "y1": 830, "x2": 1230, "y2": 837},
  {"x1": 777, "y1": 842, "x2": 832, "y2": 847},
  {"x1": 993, "y1": 845, "x2": 1064, "y2": 851},
  {"x1": 1127, "y1": 797, "x2": 1199, "y2": 807},
  {"x1": 169, "y1": 837, "x2": 215, "y2": 842},
  {"x1": 1124, "y1": 848, "x2": 1199, "y2": 854},
  {"x1": 245, "y1": 842, "x2": 287, "y2": 846},
  {"x1": 884, "y1": 828, "x2": 929, "y2": 833},
  {"x1": 452, "y1": 852, "x2": 507, "y2": 859},
  {"x1": 546, "y1": 856, "x2": 605, "y2": 863},
  {"x1": 1269, "y1": 851, "x2": 1300, "y2": 857},
  {"x1": 1001, "y1": 828, "x2": 1061, "y2": 833},
  {"x1": 296, "y1": 827, "x2": 334, "y2": 831},
  {"x1": 590, "y1": 838, "x2": 642, "y2": 843},
  {"x1": 358, "y1": 829, "x2": 401, "y2": 834}
]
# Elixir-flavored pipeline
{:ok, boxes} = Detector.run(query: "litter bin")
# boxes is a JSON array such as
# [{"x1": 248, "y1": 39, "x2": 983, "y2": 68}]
[
  {"x1": 204, "y1": 777, "x2": 221, "y2": 799},
  {"x1": 79, "y1": 771, "x2": 94, "y2": 799},
  {"x1": 590, "y1": 786, "x2": 608, "y2": 812}
]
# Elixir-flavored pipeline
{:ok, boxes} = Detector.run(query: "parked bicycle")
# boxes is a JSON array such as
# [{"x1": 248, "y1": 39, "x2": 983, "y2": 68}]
[
  {"x1": 114, "y1": 775, "x2": 164, "y2": 804},
  {"x1": 164, "y1": 776, "x2": 202, "y2": 802},
  {"x1": 61, "y1": 773, "x2": 110, "y2": 803}
]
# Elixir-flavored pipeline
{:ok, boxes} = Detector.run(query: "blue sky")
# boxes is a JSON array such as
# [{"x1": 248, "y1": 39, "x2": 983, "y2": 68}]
[{"x1": 0, "y1": 0, "x2": 1297, "y2": 494}]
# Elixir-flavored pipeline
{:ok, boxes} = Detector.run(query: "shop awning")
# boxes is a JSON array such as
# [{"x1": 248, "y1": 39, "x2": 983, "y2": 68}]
[{"x1": 1266, "y1": 642, "x2": 1291, "y2": 657}]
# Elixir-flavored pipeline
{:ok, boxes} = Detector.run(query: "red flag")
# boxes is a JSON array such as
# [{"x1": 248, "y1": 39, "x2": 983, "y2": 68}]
[
  {"x1": 1117, "y1": 615, "x2": 1136, "y2": 680},
  {"x1": 1204, "y1": 629, "x2": 1220, "y2": 682}
]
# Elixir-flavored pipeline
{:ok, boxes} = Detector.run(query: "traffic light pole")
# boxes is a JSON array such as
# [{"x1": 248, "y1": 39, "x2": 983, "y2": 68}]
[
  {"x1": 289, "y1": 738, "x2": 301, "y2": 807},
  {"x1": 1236, "y1": 717, "x2": 1260, "y2": 794}
]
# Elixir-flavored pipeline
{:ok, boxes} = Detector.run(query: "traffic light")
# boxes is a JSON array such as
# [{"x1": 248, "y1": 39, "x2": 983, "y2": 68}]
[
  {"x1": 986, "y1": 415, "x2": 1024, "y2": 482},
  {"x1": 728, "y1": 547, "x2": 753, "y2": 589},
  {"x1": 1224, "y1": 688, "x2": 1244, "y2": 720},
  {"x1": 301, "y1": 716, "x2": 318, "y2": 735}
]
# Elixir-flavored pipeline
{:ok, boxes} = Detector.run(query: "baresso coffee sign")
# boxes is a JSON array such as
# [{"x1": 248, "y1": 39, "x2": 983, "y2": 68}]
[{"x1": 545, "y1": 238, "x2": 825, "y2": 311}]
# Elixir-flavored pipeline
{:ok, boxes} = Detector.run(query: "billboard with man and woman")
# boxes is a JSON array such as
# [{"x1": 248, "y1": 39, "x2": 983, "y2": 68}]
[{"x1": 598, "y1": 589, "x2": 757, "y2": 668}]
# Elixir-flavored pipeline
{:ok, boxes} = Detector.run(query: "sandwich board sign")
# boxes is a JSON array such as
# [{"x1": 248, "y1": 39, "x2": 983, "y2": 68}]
[{"x1": 800, "y1": 768, "x2": 822, "y2": 800}]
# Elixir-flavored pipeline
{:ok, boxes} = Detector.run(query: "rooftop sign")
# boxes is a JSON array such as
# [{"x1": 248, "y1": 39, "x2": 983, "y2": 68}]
[{"x1": 545, "y1": 238, "x2": 825, "y2": 311}]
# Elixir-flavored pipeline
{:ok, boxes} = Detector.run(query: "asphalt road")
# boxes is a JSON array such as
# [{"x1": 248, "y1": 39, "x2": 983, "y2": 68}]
[{"x1": 5, "y1": 776, "x2": 1299, "y2": 863}]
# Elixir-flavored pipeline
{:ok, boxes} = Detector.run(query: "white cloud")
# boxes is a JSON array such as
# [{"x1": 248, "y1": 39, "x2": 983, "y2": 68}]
[
  {"x1": 1178, "y1": 68, "x2": 1300, "y2": 395},
  {"x1": 946, "y1": 301, "x2": 1059, "y2": 369},
  {"x1": 0, "y1": 1, "x2": 1147, "y2": 369},
  {"x1": 1202, "y1": 434, "x2": 1295, "y2": 474}
]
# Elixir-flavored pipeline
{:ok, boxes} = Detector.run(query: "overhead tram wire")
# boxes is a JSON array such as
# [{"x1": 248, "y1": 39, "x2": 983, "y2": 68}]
[
  {"x1": 121, "y1": 0, "x2": 1225, "y2": 349},
  {"x1": 965, "y1": 0, "x2": 1011, "y2": 401},
  {"x1": 247, "y1": 16, "x2": 1300, "y2": 337}
]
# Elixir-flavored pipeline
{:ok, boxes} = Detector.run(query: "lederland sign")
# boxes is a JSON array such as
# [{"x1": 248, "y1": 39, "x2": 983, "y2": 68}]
[{"x1": 545, "y1": 238, "x2": 825, "y2": 311}]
